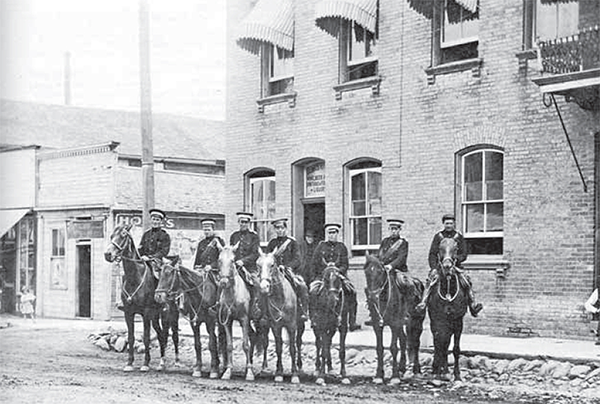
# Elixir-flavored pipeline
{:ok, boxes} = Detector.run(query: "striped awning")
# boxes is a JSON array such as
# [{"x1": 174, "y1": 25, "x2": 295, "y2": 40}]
[
  {"x1": 406, "y1": 0, "x2": 478, "y2": 21},
  {"x1": 236, "y1": 0, "x2": 294, "y2": 55},
  {"x1": 315, "y1": 0, "x2": 378, "y2": 37},
  {"x1": 0, "y1": 209, "x2": 30, "y2": 239}
]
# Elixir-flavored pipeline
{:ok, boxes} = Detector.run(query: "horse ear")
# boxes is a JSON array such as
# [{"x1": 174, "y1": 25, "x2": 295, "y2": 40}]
[
  {"x1": 231, "y1": 241, "x2": 240, "y2": 252},
  {"x1": 215, "y1": 241, "x2": 224, "y2": 251},
  {"x1": 258, "y1": 246, "x2": 265, "y2": 257}
]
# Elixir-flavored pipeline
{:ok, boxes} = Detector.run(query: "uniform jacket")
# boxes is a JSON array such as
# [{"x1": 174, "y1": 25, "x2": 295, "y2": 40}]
[
  {"x1": 193, "y1": 236, "x2": 225, "y2": 269},
  {"x1": 229, "y1": 229, "x2": 260, "y2": 272},
  {"x1": 138, "y1": 227, "x2": 171, "y2": 259},
  {"x1": 266, "y1": 236, "x2": 301, "y2": 272},
  {"x1": 378, "y1": 236, "x2": 408, "y2": 272},
  {"x1": 428, "y1": 229, "x2": 467, "y2": 269},
  {"x1": 312, "y1": 240, "x2": 349, "y2": 279}
]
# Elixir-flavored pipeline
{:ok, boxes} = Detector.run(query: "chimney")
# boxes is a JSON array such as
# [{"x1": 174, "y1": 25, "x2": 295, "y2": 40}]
[{"x1": 64, "y1": 51, "x2": 71, "y2": 105}]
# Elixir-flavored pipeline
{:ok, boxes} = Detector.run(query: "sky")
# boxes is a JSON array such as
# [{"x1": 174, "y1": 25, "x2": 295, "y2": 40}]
[{"x1": 0, "y1": 0, "x2": 226, "y2": 120}]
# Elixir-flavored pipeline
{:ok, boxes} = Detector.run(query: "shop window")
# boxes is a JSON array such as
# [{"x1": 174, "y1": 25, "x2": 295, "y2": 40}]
[
  {"x1": 262, "y1": 44, "x2": 294, "y2": 97},
  {"x1": 458, "y1": 147, "x2": 504, "y2": 255},
  {"x1": 340, "y1": 20, "x2": 378, "y2": 83},
  {"x1": 348, "y1": 160, "x2": 382, "y2": 255},
  {"x1": 248, "y1": 169, "x2": 276, "y2": 244},
  {"x1": 523, "y1": 0, "x2": 579, "y2": 49}
]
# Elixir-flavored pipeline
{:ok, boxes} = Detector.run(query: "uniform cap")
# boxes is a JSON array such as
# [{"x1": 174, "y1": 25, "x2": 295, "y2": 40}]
[
  {"x1": 324, "y1": 223, "x2": 341, "y2": 233},
  {"x1": 442, "y1": 213, "x2": 456, "y2": 222},
  {"x1": 201, "y1": 219, "x2": 216, "y2": 229},
  {"x1": 149, "y1": 208, "x2": 166, "y2": 219},
  {"x1": 271, "y1": 218, "x2": 288, "y2": 227},
  {"x1": 387, "y1": 219, "x2": 404, "y2": 227},
  {"x1": 236, "y1": 212, "x2": 253, "y2": 221}
]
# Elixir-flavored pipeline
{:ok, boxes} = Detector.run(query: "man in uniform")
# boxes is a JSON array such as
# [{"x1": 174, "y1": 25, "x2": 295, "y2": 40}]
[
  {"x1": 265, "y1": 218, "x2": 309, "y2": 321},
  {"x1": 229, "y1": 211, "x2": 261, "y2": 318},
  {"x1": 193, "y1": 219, "x2": 225, "y2": 271},
  {"x1": 378, "y1": 219, "x2": 409, "y2": 277},
  {"x1": 416, "y1": 213, "x2": 483, "y2": 317},
  {"x1": 312, "y1": 223, "x2": 361, "y2": 331},
  {"x1": 139, "y1": 208, "x2": 171, "y2": 265}
]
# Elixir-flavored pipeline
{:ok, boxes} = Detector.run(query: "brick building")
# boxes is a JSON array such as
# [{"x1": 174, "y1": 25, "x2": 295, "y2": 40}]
[
  {"x1": 0, "y1": 100, "x2": 225, "y2": 319},
  {"x1": 225, "y1": 0, "x2": 600, "y2": 337}
]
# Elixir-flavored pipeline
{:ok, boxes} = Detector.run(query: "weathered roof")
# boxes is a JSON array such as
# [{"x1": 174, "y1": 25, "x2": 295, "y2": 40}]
[{"x1": 0, "y1": 99, "x2": 224, "y2": 161}]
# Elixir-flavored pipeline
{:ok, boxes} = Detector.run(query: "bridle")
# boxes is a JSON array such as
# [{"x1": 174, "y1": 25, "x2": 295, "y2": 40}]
[
  {"x1": 437, "y1": 239, "x2": 460, "y2": 302},
  {"x1": 110, "y1": 227, "x2": 149, "y2": 303},
  {"x1": 323, "y1": 264, "x2": 345, "y2": 323},
  {"x1": 365, "y1": 259, "x2": 393, "y2": 327}
]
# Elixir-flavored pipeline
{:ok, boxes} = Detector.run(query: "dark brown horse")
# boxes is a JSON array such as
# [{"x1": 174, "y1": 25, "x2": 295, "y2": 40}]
[
  {"x1": 428, "y1": 237, "x2": 469, "y2": 381},
  {"x1": 257, "y1": 250, "x2": 300, "y2": 384},
  {"x1": 308, "y1": 263, "x2": 351, "y2": 386},
  {"x1": 363, "y1": 255, "x2": 425, "y2": 385},
  {"x1": 154, "y1": 260, "x2": 223, "y2": 378},
  {"x1": 104, "y1": 224, "x2": 167, "y2": 372}
]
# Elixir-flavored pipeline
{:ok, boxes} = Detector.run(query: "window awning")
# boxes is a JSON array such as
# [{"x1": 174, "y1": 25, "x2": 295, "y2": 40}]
[
  {"x1": 236, "y1": 0, "x2": 294, "y2": 55},
  {"x1": 406, "y1": 0, "x2": 478, "y2": 21},
  {"x1": 315, "y1": 0, "x2": 378, "y2": 37},
  {"x1": 540, "y1": 0, "x2": 577, "y2": 3},
  {"x1": 0, "y1": 209, "x2": 30, "y2": 239}
]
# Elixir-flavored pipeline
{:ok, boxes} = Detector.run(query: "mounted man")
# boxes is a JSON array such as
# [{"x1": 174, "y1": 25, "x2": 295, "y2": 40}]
[
  {"x1": 377, "y1": 218, "x2": 413, "y2": 289},
  {"x1": 311, "y1": 223, "x2": 361, "y2": 331},
  {"x1": 193, "y1": 218, "x2": 225, "y2": 272},
  {"x1": 416, "y1": 213, "x2": 483, "y2": 317},
  {"x1": 265, "y1": 218, "x2": 309, "y2": 321},
  {"x1": 229, "y1": 211, "x2": 262, "y2": 318}
]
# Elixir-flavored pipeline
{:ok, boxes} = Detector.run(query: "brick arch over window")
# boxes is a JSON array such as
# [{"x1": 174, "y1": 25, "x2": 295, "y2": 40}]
[
  {"x1": 452, "y1": 125, "x2": 508, "y2": 153},
  {"x1": 455, "y1": 145, "x2": 504, "y2": 256},
  {"x1": 245, "y1": 167, "x2": 276, "y2": 244},
  {"x1": 344, "y1": 157, "x2": 383, "y2": 256}
]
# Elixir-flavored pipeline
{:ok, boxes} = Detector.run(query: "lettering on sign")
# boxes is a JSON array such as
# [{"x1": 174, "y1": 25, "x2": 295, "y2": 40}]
[
  {"x1": 67, "y1": 220, "x2": 104, "y2": 239},
  {"x1": 305, "y1": 162, "x2": 325, "y2": 198}
]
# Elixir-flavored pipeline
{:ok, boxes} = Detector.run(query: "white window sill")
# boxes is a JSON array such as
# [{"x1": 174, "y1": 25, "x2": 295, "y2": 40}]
[
  {"x1": 333, "y1": 75, "x2": 382, "y2": 100},
  {"x1": 425, "y1": 58, "x2": 483, "y2": 84},
  {"x1": 256, "y1": 91, "x2": 297, "y2": 113},
  {"x1": 463, "y1": 255, "x2": 510, "y2": 271}
]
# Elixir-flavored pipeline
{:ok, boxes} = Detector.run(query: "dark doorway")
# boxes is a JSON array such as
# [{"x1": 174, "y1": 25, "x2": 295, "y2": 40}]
[
  {"x1": 303, "y1": 203, "x2": 325, "y2": 242},
  {"x1": 77, "y1": 244, "x2": 91, "y2": 318},
  {"x1": 0, "y1": 233, "x2": 17, "y2": 313}
]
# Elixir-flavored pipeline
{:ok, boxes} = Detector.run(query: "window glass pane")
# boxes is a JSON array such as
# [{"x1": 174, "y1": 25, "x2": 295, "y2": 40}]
[
  {"x1": 351, "y1": 173, "x2": 365, "y2": 201},
  {"x1": 486, "y1": 181, "x2": 503, "y2": 200},
  {"x1": 464, "y1": 152, "x2": 482, "y2": 201},
  {"x1": 368, "y1": 172, "x2": 382, "y2": 215},
  {"x1": 465, "y1": 204, "x2": 484, "y2": 233},
  {"x1": 353, "y1": 201, "x2": 366, "y2": 216},
  {"x1": 536, "y1": 1, "x2": 579, "y2": 41},
  {"x1": 486, "y1": 203, "x2": 503, "y2": 232},
  {"x1": 466, "y1": 237, "x2": 503, "y2": 255},
  {"x1": 557, "y1": 2, "x2": 578, "y2": 38},
  {"x1": 443, "y1": 4, "x2": 479, "y2": 45},
  {"x1": 353, "y1": 218, "x2": 368, "y2": 245},
  {"x1": 369, "y1": 217, "x2": 382, "y2": 245},
  {"x1": 485, "y1": 151, "x2": 503, "y2": 181},
  {"x1": 349, "y1": 22, "x2": 376, "y2": 62},
  {"x1": 52, "y1": 229, "x2": 65, "y2": 256}
]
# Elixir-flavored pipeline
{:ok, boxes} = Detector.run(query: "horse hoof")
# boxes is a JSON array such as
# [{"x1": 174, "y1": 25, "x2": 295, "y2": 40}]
[
  {"x1": 140, "y1": 365, "x2": 150, "y2": 372},
  {"x1": 373, "y1": 377, "x2": 384, "y2": 385},
  {"x1": 192, "y1": 370, "x2": 202, "y2": 378},
  {"x1": 156, "y1": 364, "x2": 165, "y2": 372},
  {"x1": 221, "y1": 369, "x2": 231, "y2": 380},
  {"x1": 327, "y1": 370, "x2": 337, "y2": 377},
  {"x1": 209, "y1": 372, "x2": 219, "y2": 379},
  {"x1": 274, "y1": 375, "x2": 284, "y2": 383},
  {"x1": 389, "y1": 377, "x2": 401, "y2": 386},
  {"x1": 291, "y1": 376, "x2": 300, "y2": 384},
  {"x1": 403, "y1": 370, "x2": 415, "y2": 380},
  {"x1": 341, "y1": 378, "x2": 350, "y2": 385},
  {"x1": 440, "y1": 373, "x2": 452, "y2": 382},
  {"x1": 246, "y1": 371, "x2": 255, "y2": 381},
  {"x1": 315, "y1": 377, "x2": 325, "y2": 386},
  {"x1": 123, "y1": 365, "x2": 134, "y2": 372}
]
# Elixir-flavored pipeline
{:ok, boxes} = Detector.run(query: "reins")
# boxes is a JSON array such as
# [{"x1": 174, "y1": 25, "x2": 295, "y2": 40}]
[{"x1": 111, "y1": 228, "x2": 151, "y2": 303}]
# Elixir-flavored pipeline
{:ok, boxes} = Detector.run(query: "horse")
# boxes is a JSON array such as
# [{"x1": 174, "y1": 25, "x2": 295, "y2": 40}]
[
  {"x1": 308, "y1": 262, "x2": 351, "y2": 386},
  {"x1": 363, "y1": 254, "x2": 425, "y2": 385},
  {"x1": 154, "y1": 260, "x2": 223, "y2": 378},
  {"x1": 427, "y1": 237, "x2": 469, "y2": 381},
  {"x1": 256, "y1": 250, "x2": 300, "y2": 384},
  {"x1": 104, "y1": 224, "x2": 168, "y2": 372},
  {"x1": 216, "y1": 243, "x2": 257, "y2": 381}
]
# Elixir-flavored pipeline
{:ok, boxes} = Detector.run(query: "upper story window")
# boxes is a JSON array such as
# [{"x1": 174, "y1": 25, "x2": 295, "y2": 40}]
[
  {"x1": 248, "y1": 170, "x2": 276, "y2": 244},
  {"x1": 523, "y1": 0, "x2": 579, "y2": 49},
  {"x1": 52, "y1": 228, "x2": 66, "y2": 257},
  {"x1": 459, "y1": 148, "x2": 504, "y2": 255},
  {"x1": 347, "y1": 160, "x2": 382, "y2": 256},
  {"x1": 262, "y1": 44, "x2": 294, "y2": 97},
  {"x1": 433, "y1": 0, "x2": 479, "y2": 65},
  {"x1": 340, "y1": 20, "x2": 378, "y2": 82}
]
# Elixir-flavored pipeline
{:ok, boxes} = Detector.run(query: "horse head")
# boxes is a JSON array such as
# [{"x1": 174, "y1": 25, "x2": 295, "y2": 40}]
[
  {"x1": 323, "y1": 262, "x2": 343, "y2": 295},
  {"x1": 438, "y1": 238, "x2": 458, "y2": 278},
  {"x1": 104, "y1": 224, "x2": 134, "y2": 263},
  {"x1": 257, "y1": 249, "x2": 277, "y2": 295},
  {"x1": 154, "y1": 261, "x2": 179, "y2": 305},
  {"x1": 218, "y1": 242, "x2": 239, "y2": 289},
  {"x1": 363, "y1": 254, "x2": 387, "y2": 291}
]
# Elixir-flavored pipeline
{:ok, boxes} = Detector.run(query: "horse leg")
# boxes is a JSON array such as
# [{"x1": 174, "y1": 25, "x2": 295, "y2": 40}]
[
  {"x1": 241, "y1": 318, "x2": 255, "y2": 381},
  {"x1": 407, "y1": 314, "x2": 424, "y2": 376},
  {"x1": 141, "y1": 314, "x2": 152, "y2": 372},
  {"x1": 172, "y1": 308, "x2": 180, "y2": 365},
  {"x1": 339, "y1": 321, "x2": 349, "y2": 385},
  {"x1": 453, "y1": 322, "x2": 463, "y2": 381},
  {"x1": 221, "y1": 322, "x2": 233, "y2": 380},
  {"x1": 288, "y1": 325, "x2": 299, "y2": 384},
  {"x1": 218, "y1": 323, "x2": 227, "y2": 373},
  {"x1": 206, "y1": 320, "x2": 219, "y2": 379},
  {"x1": 191, "y1": 320, "x2": 202, "y2": 377},
  {"x1": 314, "y1": 332, "x2": 325, "y2": 386},
  {"x1": 262, "y1": 325, "x2": 269, "y2": 371},
  {"x1": 325, "y1": 329, "x2": 334, "y2": 376},
  {"x1": 124, "y1": 310, "x2": 135, "y2": 372},
  {"x1": 273, "y1": 325, "x2": 284, "y2": 382},
  {"x1": 296, "y1": 320, "x2": 304, "y2": 371},
  {"x1": 373, "y1": 325, "x2": 385, "y2": 384},
  {"x1": 399, "y1": 326, "x2": 409, "y2": 379},
  {"x1": 389, "y1": 328, "x2": 401, "y2": 385},
  {"x1": 155, "y1": 310, "x2": 168, "y2": 371}
]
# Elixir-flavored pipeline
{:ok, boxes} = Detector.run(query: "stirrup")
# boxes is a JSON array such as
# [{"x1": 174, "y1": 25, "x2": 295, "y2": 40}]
[{"x1": 470, "y1": 302, "x2": 483, "y2": 317}]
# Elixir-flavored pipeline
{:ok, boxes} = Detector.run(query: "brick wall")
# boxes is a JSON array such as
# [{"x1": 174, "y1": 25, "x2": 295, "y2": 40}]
[{"x1": 226, "y1": 0, "x2": 600, "y2": 338}]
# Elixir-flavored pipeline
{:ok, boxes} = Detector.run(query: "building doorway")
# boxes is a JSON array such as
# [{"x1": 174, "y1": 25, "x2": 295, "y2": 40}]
[
  {"x1": 304, "y1": 202, "x2": 325, "y2": 242},
  {"x1": 76, "y1": 243, "x2": 91, "y2": 318},
  {"x1": 0, "y1": 231, "x2": 17, "y2": 313}
]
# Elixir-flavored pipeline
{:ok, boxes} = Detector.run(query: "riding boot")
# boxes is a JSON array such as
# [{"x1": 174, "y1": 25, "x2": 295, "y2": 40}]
[
  {"x1": 296, "y1": 282, "x2": 309, "y2": 321},
  {"x1": 466, "y1": 285, "x2": 483, "y2": 317},
  {"x1": 250, "y1": 283, "x2": 263, "y2": 320},
  {"x1": 415, "y1": 279, "x2": 433, "y2": 314},
  {"x1": 348, "y1": 291, "x2": 361, "y2": 331}
]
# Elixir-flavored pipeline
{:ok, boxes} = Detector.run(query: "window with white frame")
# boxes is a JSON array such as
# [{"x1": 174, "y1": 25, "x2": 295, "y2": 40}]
[
  {"x1": 340, "y1": 20, "x2": 378, "y2": 83},
  {"x1": 349, "y1": 161, "x2": 382, "y2": 255},
  {"x1": 262, "y1": 44, "x2": 294, "y2": 97},
  {"x1": 460, "y1": 148, "x2": 503, "y2": 255},
  {"x1": 523, "y1": 0, "x2": 579, "y2": 49},
  {"x1": 433, "y1": 0, "x2": 479, "y2": 65},
  {"x1": 249, "y1": 171, "x2": 276, "y2": 244}
]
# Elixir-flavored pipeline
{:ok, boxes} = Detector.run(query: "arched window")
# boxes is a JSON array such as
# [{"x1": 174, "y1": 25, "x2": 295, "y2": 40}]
[
  {"x1": 247, "y1": 169, "x2": 276, "y2": 244},
  {"x1": 348, "y1": 159, "x2": 382, "y2": 255},
  {"x1": 459, "y1": 147, "x2": 504, "y2": 255}
]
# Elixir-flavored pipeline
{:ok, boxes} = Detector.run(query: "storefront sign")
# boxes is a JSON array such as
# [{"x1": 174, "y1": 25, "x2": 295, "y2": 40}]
[
  {"x1": 305, "y1": 162, "x2": 325, "y2": 198},
  {"x1": 115, "y1": 213, "x2": 223, "y2": 230},
  {"x1": 67, "y1": 220, "x2": 104, "y2": 239}
]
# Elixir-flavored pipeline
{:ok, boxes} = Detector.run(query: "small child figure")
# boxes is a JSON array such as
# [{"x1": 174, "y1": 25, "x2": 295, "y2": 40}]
[
  {"x1": 584, "y1": 288, "x2": 600, "y2": 345},
  {"x1": 19, "y1": 287, "x2": 36, "y2": 322}
]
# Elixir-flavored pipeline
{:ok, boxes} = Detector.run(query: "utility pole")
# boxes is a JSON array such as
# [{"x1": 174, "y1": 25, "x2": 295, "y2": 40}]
[{"x1": 139, "y1": 0, "x2": 154, "y2": 230}]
